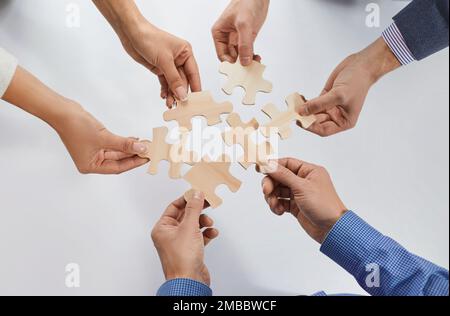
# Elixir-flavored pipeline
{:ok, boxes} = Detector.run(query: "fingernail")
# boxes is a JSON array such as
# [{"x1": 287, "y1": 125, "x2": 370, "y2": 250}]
[
  {"x1": 241, "y1": 57, "x2": 252, "y2": 66},
  {"x1": 260, "y1": 160, "x2": 279, "y2": 174},
  {"x1": 298, "y1": 106, "x2": 309, "y2": 116},
  {"x1": 192, "y1": 190, "x2": 204, "y2": 200},
  {"x1": 133, "y1": 143, "x2": 147, "y2": 154},
  {"x1": 175, "y1": 87, "x2": 188, "y2": 102}
]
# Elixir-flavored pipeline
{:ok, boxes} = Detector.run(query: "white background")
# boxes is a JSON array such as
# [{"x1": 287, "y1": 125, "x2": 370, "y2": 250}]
[{"x1": 0, "y1": 0, "x2": 448, "y2": 296}]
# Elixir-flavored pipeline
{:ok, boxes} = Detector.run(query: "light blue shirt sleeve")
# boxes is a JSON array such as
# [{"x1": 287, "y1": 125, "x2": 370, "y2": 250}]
[
  {"x1": 157, "y1": 278, "x2": 212, "y2": 296},
  {"x1": 320, "y1": 211, "x2": 449, "y2": 296}
]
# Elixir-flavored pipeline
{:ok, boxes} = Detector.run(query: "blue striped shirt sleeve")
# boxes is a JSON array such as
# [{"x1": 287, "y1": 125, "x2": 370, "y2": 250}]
[
  {"x1": 382, "y1": 23, "x2": 416, "y2": 65},
  {"x1": 157, "y1": 278, "x2": 213, "y2": 296},
  {"x1": 320, "y1": 211, "x2": 449, "y2": 296}
]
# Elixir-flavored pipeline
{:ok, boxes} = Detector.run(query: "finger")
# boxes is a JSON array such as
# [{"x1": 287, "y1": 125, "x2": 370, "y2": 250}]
[
  {"x1": 260, "y1": 161, "x2": 307, "y2": 191},
  {"x1": 100, "y1": 156, "x2": 149, "y2": 174},
  {"x1": 158, "y1": 75, "x2": 169, "y2": 100},
  {"x1": 183, "y1": 55, "x2": 202, "y2": 92},
  {"x1": 203, "y1": 228, "x2": 219, "y2": 246},
  {"x1": 182, "y1": 191, "x2": 206, "y2": 227},
  {"x1": 253, "y1": 54, "x2": 262, "y2": 63},
  {"x1": 298, "y1": 90, "x2": 342, "y2": 116},
  {"x1": 276, "y1": 158, "x2": 318, "y2": 179},
  {"x1": 236, "y1": 22, "x2": 254, "y2": 66},
  {"x1": 308, "y1": 121, "x2": 342, "y2": 137},
  {"x1": 166, "y1": 93, "x2": 176, "y2": 109},
  {"x1": 199, "y1": 214, "x2": 214, "y2": 229},
  {"x1": 106, "y1": 134, "x2": 147, "y2": 156},
  {"x1": 161, "y1": 58, "x2": 188, "y2": 101},
  {"x1": 104, "y1": 151, "x2": 135, "y2": 161},
  {"x1": 162, "y1": 197, "x2": 187, "y2": 220},
  {"x1": 261, "y1": 176, "x2": 277, "y2": 195}
]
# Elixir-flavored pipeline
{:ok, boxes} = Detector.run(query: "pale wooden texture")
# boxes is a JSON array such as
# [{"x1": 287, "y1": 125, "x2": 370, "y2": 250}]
[
  {"x1": 183, "y1": 155, "x2": 242, "y2": 208},
  {"x1": 262, "y1": 93, "x2": 317, "y2": 139},
  {"x1": 138, "y1": 127, "x2": 195, "y2": 179},
  {"x1": 163, "y1": 91, "x2": 233, "y2": 130},
  {"x1": 219, "y1": 61, "x2": 273, "y2": 105},
  {"x1": 223, "y1": 113, "x2": 273, "y2": 169}
]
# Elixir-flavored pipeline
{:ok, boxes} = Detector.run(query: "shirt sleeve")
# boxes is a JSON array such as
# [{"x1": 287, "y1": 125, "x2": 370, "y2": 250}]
[
  {"x1": 0, "y1": 47, "x2": 18, "y2": 98},
  {"x1": 157, "y1": 278, "x2": 213, "y2": 296},
  {"x1": 383, "y1": 0, "x2": 449, "y2": 65},
  {"x1": 320, "y1": 211, "x2": 449, "y2": 296}
]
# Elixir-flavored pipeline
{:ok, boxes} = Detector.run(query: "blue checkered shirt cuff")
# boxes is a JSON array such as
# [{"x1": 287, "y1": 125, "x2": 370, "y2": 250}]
[{"x1": 157, "y1": 278, "x2": 213, "y2": 296}]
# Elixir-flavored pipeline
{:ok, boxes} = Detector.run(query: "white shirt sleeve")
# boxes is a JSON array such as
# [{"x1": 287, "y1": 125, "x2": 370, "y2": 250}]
[{"x1": 0, "y1": 47, "x2": 18, "y2": 98}]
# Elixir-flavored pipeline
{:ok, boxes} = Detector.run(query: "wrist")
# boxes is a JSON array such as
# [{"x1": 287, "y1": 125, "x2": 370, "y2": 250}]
[
  {"x1": 318, "y1": 209, "x2": 349, "y2": 244},
  {"x1": 359, "y1": 37, "x2": 401, "y2": 83}
]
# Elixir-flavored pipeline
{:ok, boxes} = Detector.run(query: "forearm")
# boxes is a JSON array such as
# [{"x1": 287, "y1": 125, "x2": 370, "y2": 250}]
[
  {"x1": 321, "y1": 211, "x2": 449, "y2": 296},
  {"x1": 93, "y1": 0, "x2": 149, "y2": 37},
  {"x1": 2, "y1": 67, "x2": 82, "y2": 132}
]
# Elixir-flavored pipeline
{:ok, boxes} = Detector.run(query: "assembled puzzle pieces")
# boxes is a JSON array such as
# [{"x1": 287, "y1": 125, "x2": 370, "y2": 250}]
[
  {"x1": 183, "y1": 155, "x2": 242, "y2": 208},
  {"x1": 219, "y1": 60, "x2": 273, "y2": 105},
  {"x1": 163, "y1": 91, "x2": 233, "y2": 131},
  {"x1": 223, "y1": 113, "x2": 273, "y2": 169},
  {"x1": 138, "y1": 127, "x2": 195, "y2": 179},
  {"x1": 261, "y1": 93, "x2": 317, "y2": 140}
]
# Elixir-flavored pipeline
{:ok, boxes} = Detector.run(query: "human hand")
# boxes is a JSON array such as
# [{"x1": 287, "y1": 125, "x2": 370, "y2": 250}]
[
  {"x1": 260, "y1": 158, "x2": 348, "y2": 244},
  {"x1": 212, "y1": 0, "x2": 270, "y2": 66},
  {"x1": 298, "y1": 38, "x2": 401, "y2": 137},
  {"x1": 56, "y1": 103, "x2": 149, "y2": 175},
  {"x1": 93, "y1": 0, "x2": 201, "y2": 108},
  {"x1": 151, "y1": 192, "x2": 219, "y2": 285}
]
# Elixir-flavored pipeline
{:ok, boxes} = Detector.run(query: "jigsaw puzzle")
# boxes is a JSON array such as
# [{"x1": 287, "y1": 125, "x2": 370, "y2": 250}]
[
  {"x1": 219, "y1": 60, "x2": 273, "y2": 105},
  {"x1": 163, "y1": 91, "x2": 233, "y2": 130},
  {"x1": 183, "y1": 155, "x2": 242, "y2": 208},
  {"x1": 223, "y1": 113, "x2": 273, "y2": 169},
  {"x1": 261, "y1": 93, "x2": 317, "y2": 139},
  {"x1": 138, "y1": 127, "x2": 195, "y2": 179}
]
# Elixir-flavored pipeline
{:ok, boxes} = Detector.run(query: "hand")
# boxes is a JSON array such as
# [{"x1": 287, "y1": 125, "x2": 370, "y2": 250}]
[
  {"x1": 212, "y1": 0, "x2": 270, "y2": 66},
  {"x1": 298, "y1": 38, "x2": 401, "y2": 137},
  {"x1": 151, "y1": 192, "x2": 219, "y2": 285},
  {"x1": 56, "y1": 103, "x2": 149, "y2": 174},
  {"x1": 93, "y1": 0, "x2": 201, "y2": 108},
  {"x1": 125, "y1": 23, "x2": 201, "y2": 108},
  {"x1": 260, "y1": 159, "x2": 348, "y2": 244}
]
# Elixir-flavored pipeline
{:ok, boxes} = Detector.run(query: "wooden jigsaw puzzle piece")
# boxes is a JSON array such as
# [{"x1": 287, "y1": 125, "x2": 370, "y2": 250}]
[
  {"x1": 223, "y1": 113, "x2": 273, "y2": 169},
  {"x1": 261, "y1": 103, "x2": 294, "y2": 140},
  {"x1": 219, "y1": 60, "x2": 273, "y2": 106},
  {"x1": 138, "y1": 127, "x2": 194, "y2": 179},
  {"x1": 163, "y1": 91, "x2": 233, "y2": 130},
  {"x1": 183, "y1": 155, "x2": 242, "y2": 208},
  {"x1": 286, "y1": 93, "x2": 317, "y2": 129}
]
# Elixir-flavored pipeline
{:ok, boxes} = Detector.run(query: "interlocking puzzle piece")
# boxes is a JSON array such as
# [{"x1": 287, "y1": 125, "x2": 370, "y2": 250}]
[
  {"x1": 261, "y1": 93, "x2": 317, "y2": 140},
  {"x1": 183, "y1": 155, "x2": 242, "y2": 208},
  {"x1": 223, "y1": 113, "x2": 273, "y2": 169},
  {"x1": 219, "y1": 60, "x2": 273, "y2": 105},
  {"x1": 163, "y1": 91, "x2": 233, "y2": 131},
  {"x1": 138, "y1": 127, "x2": 195, "y2": 179}
]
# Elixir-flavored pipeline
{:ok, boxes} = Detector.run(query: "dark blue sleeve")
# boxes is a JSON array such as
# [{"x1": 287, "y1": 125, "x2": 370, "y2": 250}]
[{"x1": 393, "y1": 0, "x2": 449, "y2": 60}]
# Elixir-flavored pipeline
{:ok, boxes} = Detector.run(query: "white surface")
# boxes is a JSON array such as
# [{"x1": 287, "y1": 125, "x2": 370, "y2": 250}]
[{"x1": 0, "y1": 0, "x2": 448, "y2": 296}]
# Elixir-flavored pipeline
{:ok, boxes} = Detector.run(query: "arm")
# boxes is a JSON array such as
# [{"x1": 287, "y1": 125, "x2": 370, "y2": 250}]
[
  {"x1": 1, "y1": 47, "x2": 148, "y2": 174},
  {"x1": 261, "y1": 159, "x2": 449, "y2": 296},
  {"x1": 152, "y1": 192, "x2": 218, "y2": 296},
  {"x1": 384, "y1": 0, "x2": 449, "y2": 64},
  {"x1": 298, "y1": 0, "x2": 449, "y2": 137},
  {"x1": 212, "y1": 0, "x2": 270, "y2": 66},
  {"x1": 93, "y1": 0, "x2": 201, "y2": 108}
]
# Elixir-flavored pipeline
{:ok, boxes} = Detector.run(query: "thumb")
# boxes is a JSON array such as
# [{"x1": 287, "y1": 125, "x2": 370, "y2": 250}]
[
  {"x1": 107, "y1": 134, "x2": 147, "y2": 155},
  {"x1": 298, "y1": 90, "x2": 342, "y2": 116},
  {"x1": 237, "y1": 22, "x2": 255, "y2": 66},
  {"x1": 161, "y1": 59, "x2": 188, "y2": 102},
  {"x1": 183, "y1": 190, "x2": 206, "y2": 228},
  {"x1": 260, "y1": 161, "x2": 306, "y2": 192}
]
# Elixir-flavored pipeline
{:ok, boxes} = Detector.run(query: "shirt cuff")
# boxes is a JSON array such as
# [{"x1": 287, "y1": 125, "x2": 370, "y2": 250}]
[
  {"x1": 0, "y1": 47, "x2": 18, "y2": 98},
  {"x1": 157, "y1": 278, "x2": 213, "y2": 296},
  {"x1": 320, "y1": 211, "x2": 384, "y2": 274},
  {"x1": 382, "y1": 22, "x2": 416, "y2": 66}
]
